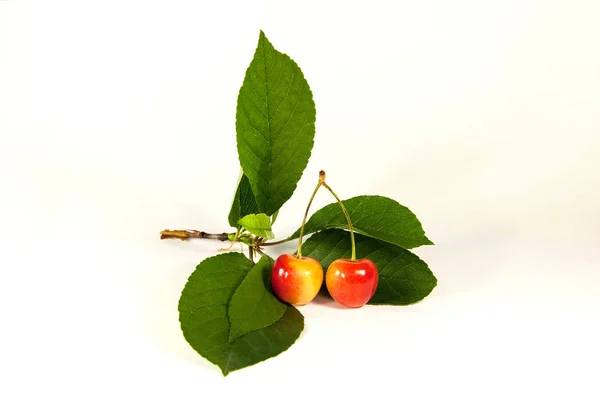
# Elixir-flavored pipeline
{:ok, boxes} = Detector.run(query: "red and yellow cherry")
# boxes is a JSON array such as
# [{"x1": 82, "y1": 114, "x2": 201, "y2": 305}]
[
  {"x1": 326, "y1": 258, "x2": 379, "y2": 308},
  {"x1": 271, "y1": 253, "x2": 324, "y2": 305}
]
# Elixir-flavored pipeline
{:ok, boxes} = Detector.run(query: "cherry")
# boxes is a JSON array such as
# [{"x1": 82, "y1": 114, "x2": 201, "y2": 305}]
[
  {"x1": 271, "y1": 253, "x2": 324, "y2": 305},
  {"x1": 317, "y1": 172, "x2": 378, "y2": 308},
  {"x1": 270, "y1": 171, "x2": 326, "y2": 306},
  {"x1": 326, "y1": 258, "x2": 378, "y2": 308}
]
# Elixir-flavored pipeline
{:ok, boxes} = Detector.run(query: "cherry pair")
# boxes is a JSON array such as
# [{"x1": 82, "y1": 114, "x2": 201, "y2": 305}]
[
  {"x1": 269, "y1": 170, "x2": 378, "y2": 308},
  {"x1": 271, "y1": 253, "x2": 378, "y2": 308}
]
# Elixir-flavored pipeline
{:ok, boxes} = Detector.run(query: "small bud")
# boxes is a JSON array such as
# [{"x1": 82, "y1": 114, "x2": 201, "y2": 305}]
[{"x1": 319, "y1": 170, "x2": 326, "y2": 182}]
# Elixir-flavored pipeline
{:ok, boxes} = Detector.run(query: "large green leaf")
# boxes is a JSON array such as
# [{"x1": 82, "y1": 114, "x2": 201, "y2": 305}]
[
  {"x1": 237, "y1": 213, "x2": 275, "y2": 240},
  {"x1": 289, "y1": 195, "x2": 433, "y2": 249},
  {"x1": 301, "y1": 229, "x2": 437, "y2": 305},
  {"x1": 228, "y1": 255, "x2": 287, "y2": 342},
  {"x1": 228, "y1": 173, "x2": 260, "y2": 228},
  {"x1": 236, "y1": 31, "x2": 316, "y2": 216},
  {"x1": 179, "y1": 252, "x2": 304, "y2": 375}
]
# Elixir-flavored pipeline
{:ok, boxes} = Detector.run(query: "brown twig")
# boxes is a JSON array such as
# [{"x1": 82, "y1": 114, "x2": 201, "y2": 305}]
[{"x1": 160, "y1": 230, "x2": 230, "y2": 241}]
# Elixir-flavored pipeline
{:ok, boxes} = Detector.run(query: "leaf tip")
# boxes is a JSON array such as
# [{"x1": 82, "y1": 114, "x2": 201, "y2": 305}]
[
  {"x1": 259, "y1": 30, "x2": 268, "y2": 43},
  {"x1": 257, "y1": 29, "x2": 275, "y2": 51}
]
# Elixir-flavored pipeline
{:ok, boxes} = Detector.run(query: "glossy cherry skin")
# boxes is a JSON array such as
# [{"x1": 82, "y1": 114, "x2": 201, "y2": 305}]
[
  {"x1": 271, "y1": 253, "x2": 324, "y2": 305},
  {"x1": 326, "y1": 258, "x2": 379, "y2": 308}
]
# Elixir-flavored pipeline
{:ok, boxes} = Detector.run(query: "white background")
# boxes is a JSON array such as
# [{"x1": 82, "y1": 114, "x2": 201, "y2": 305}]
[{"x1": 1, "y1": 0, "x2": 599, "y2": 396}]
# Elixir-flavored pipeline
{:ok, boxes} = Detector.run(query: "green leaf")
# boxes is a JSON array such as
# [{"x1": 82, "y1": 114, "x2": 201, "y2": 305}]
[
  {"x1": 271, "y1": 209, "x2": 279, "y2": 225},
  {"x1": 301, "y1": 229, "x2": 437, "y2": 305},
  {"x1": 179, "y1": 252, "x2": 304, "y2": 376},
  {"x1": 228, "y1": 255, "x2": 287, "y2": 342},
  {"x1": 237, "y1": 213, "x2": 275, "y2": 239},
  {"x1": 236, "y1": 31, "x2": 316, "y2": 216},
  {"x1": 228, "y1": 173, "x2": 260, "y2": 228},
  {"x1": 289, "y1": 195, "x2": 433, "y2": 249}
]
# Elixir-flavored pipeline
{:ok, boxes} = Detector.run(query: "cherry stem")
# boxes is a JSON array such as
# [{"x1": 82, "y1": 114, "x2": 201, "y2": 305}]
[
  {"x1": 321, "y1": 182, "x2": 356, "y2": 261},
  {"x1": 296, "y1": 172, "x2": 326, "y2": 259}
]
